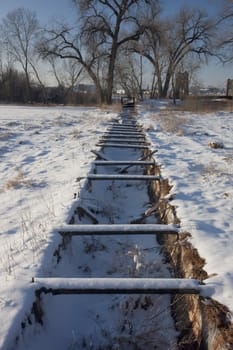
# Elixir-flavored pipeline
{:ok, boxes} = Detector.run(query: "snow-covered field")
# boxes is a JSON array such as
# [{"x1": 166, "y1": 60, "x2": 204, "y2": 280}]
[
  {"x1": 0, "y1": 105, "x2": 116, "y2": 349},
  {"x1": 0, "y1": 102, "x2": 232, "y2": 348},
  {"x1": 138, "y1": 100, "x2": 233, "y2": 314}
]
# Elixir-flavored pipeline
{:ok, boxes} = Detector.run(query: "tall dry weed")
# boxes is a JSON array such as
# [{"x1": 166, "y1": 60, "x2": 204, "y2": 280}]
[
  {"x1": 154, "y1": 110, "x2": 188, "y2": 135},
  {"x1": 4, "y1": 168, "x2": 32, "y2": 190},
  {"x1": 176, "y1": 97, "x2": 233, "y2": 113}
]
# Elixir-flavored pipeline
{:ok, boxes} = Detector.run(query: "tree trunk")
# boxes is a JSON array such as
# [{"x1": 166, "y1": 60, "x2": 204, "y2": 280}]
[
  {"x1": 157, "y1": 75, "x2": 163, "y2": 98},
  {"x1": 106, "y1": 14, "x2": 121, "y2": 105},
  {"x1": 106, "y1": 47, "x2": 117, "y2": 104},
  {"x1": 84, "y1": 65, "x2": 105, "y2": 105},
  {"x1": 25, "y1": 70, "x2": 32, "y2": 103},
  {"x1": 30, "y1": 60, "x2": 47, "y2": 103},
  {"x1": 161, "y1": 69, "x2": 172, "y2": 98},
  {"x1": 154, "y1": 62, "x2": 163, "y2": 98}
]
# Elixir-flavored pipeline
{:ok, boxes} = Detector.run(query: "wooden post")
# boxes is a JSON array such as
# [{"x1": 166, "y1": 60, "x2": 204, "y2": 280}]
[
  {"x1": 104, "y1": 135, "x2": 145, "y2": 139},
  {"x1": 33, "y1": 277, "x2": 202, "y2": 296},
  {"x1": 91, "y1": 150, "x2": 110, "y2": 161},
  {"x1": 96, "y1": 143, "x2": 149, "y2": 149},
  {"x1": 57, "y1": 223, "x2": 179, "y2": 236},
  {"x1": 87, "y1": 174, "x2": 161, "y2": 180},
  {"x1": 94, "y1": 160, "x2": 155, "y2": 166},
  {"x1": 98, "y1": 139, "x2": 150, "y2": 145}
]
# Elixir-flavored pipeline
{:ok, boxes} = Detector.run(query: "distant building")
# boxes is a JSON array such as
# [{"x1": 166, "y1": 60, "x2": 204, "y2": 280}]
[{"x1": 115, "y1": 89, "x2": 126, "y2": 95}]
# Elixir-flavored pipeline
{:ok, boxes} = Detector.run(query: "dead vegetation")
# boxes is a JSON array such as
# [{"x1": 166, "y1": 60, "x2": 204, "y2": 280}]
[
  {"x1": 148, "y1": 110, "x2": 189, "y2": 136},
  {"x1": 10, "y1": 116, "x2": 232, "y2": 349},
  {"x1": 3, "y1": 168, "x2": 33, "y2": 190},
  {"x1": 208, "y1": 141, "x2": 224, "y2": 149},
  {"x1": 146, "y1": 157, "x2": 233, "y2": 350},
  {"x1": 0, "y1": 131, "x2": 13, "y2": 140},
  {"x1": 100, "y1": 102, "x2": 122, "y2": 113},
  {"x1": 175, "y1": 97, "x2": 233, "y2": 113}
]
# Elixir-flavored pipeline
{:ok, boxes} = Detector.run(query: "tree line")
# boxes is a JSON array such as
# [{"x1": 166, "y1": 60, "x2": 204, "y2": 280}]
[{"x1": 0, "y1": 0, "x2": 233, "y2": 105}]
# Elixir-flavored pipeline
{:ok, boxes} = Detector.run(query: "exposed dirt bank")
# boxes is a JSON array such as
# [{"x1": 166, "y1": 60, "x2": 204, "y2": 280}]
[{"x1": 146, "y1": 157, "x2": 233, "y2": 350}]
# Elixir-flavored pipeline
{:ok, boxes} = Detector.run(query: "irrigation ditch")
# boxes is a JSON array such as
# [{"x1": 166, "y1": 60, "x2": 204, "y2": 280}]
[{"x1": 14, "y1": 107, "x2": 233, "y2": 350}]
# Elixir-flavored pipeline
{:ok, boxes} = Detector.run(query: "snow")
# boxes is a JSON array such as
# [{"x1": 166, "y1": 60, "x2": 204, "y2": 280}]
[
  {"x1": 94, "y1": 160, "x2": 154, "y2": 165},
  {"x1": 87, "y1": 173, "x2": 161, "y2": 180},
  {"x1": 5, "y1": 104, "x2": 178, "y2": 349},
  {"x1": 33, "y1": 277, "x2": 201, "y2": 291},
  {"x1": 138, "y1": 100, "x2": 233, "y2": 314},
  {"x1": 0, "y1": 105, "x2": 116, "y2": 349},
  {"x1": 0, "y1": 101, "x2": 233, "y2": 348},
  {"x1": 96, "y1": 142, "x2": 148, "y2": 148},
  {"x1": 56, "y1": 223, "x2": 179, "y2": 234}
]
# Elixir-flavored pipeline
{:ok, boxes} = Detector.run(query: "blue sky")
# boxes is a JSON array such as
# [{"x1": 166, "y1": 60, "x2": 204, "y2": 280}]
[
  {"x1": 0, "y1": 0, "x2": 232, "y2": 87},
  {"x1": 163, "y1": 0, "x2": 222, "y2": 15},
  {"x1": 0, "y1": 0, "x2": 223, "y2": 22},
  {"x1": 0, "y1": 0, "x2": 76, "y2": 24}
]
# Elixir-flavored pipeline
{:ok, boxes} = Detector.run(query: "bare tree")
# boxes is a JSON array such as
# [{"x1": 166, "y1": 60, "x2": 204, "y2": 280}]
[
  {"x1": 1, "y1": 7, "x2": 40, "y2": 102},
  {"x1": 137, "y1": 7, "x2": 215, "y2": 98},
  {"x1": 47, "y1": 56, "x2": 64, "y2": 87},
  {"x1": 77, "y1": 0, "x2": 150, "y2": 103},
  {"x1": 51, "y1": 57, "x2": 83, "y2": 90},
  {"x1": 215, "y1": 0, "x2": 233, "y2": 63},
  {"x1": 40, "y1": 0, "x2": 156, "y2": 104},
  {"x1": 115, "y1": 52, "x2": 143, "y2": 98},
  {"x1": 39, "y1": 23, "x2": 106, "y2": 104},
  {"x1": 47, "y1": 56, "x2": 84, "y2": 104}
]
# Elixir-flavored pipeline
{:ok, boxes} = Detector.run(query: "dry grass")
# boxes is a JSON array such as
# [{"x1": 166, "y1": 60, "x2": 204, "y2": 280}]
[
  {"x1": 208, "y1": 141, "x2": 224, "y2": 149},
  {"x1": 201, "y1": 163, "x2": 218, "y2": 180},
  {"x1": 100, "y1": 102, "x2": 122, "y2": 113},
  {"x1": 69, "y1": 294, "x2": 178, "y2": 350},
  {"x1": 154, "y1": 110, "x2": 189, "y2": 135},
  {"x1": 176, "y1": 97, "x2": 233, "y2": 113},
  {"x1": 0, "y1": 131, "x2": 12, "y2": 140},
  {"x1": 4, "y1": 169, "x2": 33, "y2": 190},
  {"x1": 70, "y1": 128, "x2": 82, "y2": 139},
  {"x1": 201, "y1": 160, "x2": 233, "y2": 182},
  {"x1": 145, "y1": 124, "x2": 155, "y2": 132}
]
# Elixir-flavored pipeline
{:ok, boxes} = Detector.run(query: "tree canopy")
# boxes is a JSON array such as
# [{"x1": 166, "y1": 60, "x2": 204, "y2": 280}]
[{"x1": 0, "y1": 1, "x2": 232, "y2": 104}]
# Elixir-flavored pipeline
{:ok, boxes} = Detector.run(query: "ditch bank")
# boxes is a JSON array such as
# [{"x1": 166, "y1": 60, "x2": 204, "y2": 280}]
[
  {"x1": 146, "y1": 159, "x2": 233, "y2": 349},
  {"x1": 12, "y1": 109, "x2": 233, "y2": 350},
  {"x1": 13, "y1": 111, "x2": 179, "y2": 350}
]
